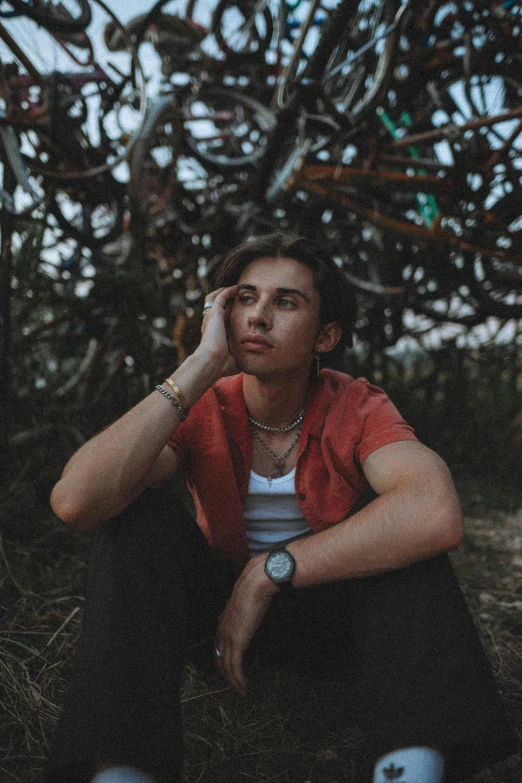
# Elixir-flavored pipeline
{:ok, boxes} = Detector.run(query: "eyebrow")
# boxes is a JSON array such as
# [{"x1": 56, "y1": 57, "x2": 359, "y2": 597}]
[{"x1": 237, "y1": 283, "x2": 311, "y2": 303}]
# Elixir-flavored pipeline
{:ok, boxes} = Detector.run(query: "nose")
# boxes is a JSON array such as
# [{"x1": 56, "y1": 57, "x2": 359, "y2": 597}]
[{"x1": 248, "y1": 298, "x2": 272, "y2": 329}]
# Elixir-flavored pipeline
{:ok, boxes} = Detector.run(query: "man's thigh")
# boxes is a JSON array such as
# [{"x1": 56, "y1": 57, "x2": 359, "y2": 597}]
[{"x1": 251, "y1": 554, "x2": 516, "y2": 780}]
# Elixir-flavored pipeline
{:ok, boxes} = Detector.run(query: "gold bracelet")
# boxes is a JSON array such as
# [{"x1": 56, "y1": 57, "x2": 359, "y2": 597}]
[{"x1": 163, "y1": 377, "x2": 190, "y2": 412}]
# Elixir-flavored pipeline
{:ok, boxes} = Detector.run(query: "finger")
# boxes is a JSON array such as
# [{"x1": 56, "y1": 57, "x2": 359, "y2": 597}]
[
  {"x1": 201, "y1": 291, "x2": 220, "y2": 322},
  {"x1": 201, "y1": 287, "x2": 237, "y2": 334},
  {"x1": 215, "y1": 644, "x2": 236, "y2": 692},
  {"x1": 208, "y1": 286, "x2": 238, "y2": 310},
  {"x1": 223, "y1": 640, "x2": 247, "y2": 696},
  {"x1": 217, "y1": 630, "x2": 240, "y2": 694},
  {"x1": 201, "y1": 288, "x2": 224, "y2": 335},
  {"x1": 203, "y1": 285, "x2": 237, "y2": 306},
  {"x1": 213, "y1": 285, "x2": 239, "y2": 320},
  {"x1": 230, "y1": 650, "x2": 248, "y2": 696}
]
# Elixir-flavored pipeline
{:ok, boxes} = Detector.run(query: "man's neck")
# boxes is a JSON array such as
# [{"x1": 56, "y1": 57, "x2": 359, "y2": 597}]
[{"x1": 242, "y1": 372, "x2": 312, "y2": 429}]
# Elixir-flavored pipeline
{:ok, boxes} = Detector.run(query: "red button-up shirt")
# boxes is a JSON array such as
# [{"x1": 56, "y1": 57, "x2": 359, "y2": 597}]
[{"x1": 168, "y1": 370, "x2": 417, "y2": 567}]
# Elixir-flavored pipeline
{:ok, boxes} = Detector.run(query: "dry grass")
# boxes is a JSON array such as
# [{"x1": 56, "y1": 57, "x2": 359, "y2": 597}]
[
  {"x1": 1, "y1": 495, "x2": 522, "y2": 783},
  {"x1": 0, "y1": 526, "x2": 88, "y2": 783}
]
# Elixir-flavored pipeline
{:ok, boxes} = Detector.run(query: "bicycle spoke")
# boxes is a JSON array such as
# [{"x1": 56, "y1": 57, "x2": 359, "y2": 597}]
[{"x1": 183, "y1": 88, "x2": 275, "y2": 167}]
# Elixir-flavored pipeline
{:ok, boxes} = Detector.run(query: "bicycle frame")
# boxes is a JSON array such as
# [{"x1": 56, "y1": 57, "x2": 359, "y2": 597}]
[{"x1": 0, "y1": 118, "x2": 43, "y2": 212}]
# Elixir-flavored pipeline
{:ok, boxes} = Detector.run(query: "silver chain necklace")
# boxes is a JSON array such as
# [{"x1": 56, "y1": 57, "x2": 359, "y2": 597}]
[
  {"x1": 248, "y1": 408, "x2": 305, "y2": 433},
  {"x1": 250, "y1": 424, "x2": 301, "y2": 486}
]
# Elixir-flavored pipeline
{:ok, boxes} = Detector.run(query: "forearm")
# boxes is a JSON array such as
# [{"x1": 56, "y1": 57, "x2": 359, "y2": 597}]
[
  {"x1": 50, "y1": 350, "x2": 220, "y2": 529},
  {"x1": 51, "y1": 284, "x2": 239, "y2": 529},
  {"x1": 216, "y1": 476, "x2": 463, "y2": 695},
  {"x1": 286, "y1": 472, "x2": 463, "y2": 588}
]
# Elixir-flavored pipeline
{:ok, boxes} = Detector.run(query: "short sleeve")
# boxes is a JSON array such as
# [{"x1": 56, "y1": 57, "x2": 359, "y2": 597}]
[
  {"x1": 166, "y1": 390, "x2": 212, "y2": 471},
  {"x1": 353, "y1": 382, "x2": 417, "y2": 466},
  {"x1": 167, "y1": 424, "x2": 189, "y2": 470}
]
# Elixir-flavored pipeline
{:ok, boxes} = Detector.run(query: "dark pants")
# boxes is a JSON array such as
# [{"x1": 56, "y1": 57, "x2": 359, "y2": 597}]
[{"x1": 43, "y1": 484, "x2": 517, "y2": 783}]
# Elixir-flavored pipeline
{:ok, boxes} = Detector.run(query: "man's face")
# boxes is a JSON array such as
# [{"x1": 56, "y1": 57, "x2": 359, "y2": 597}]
[{"x1": 228, "y1": 256, "x2": 323, "y2": 380}]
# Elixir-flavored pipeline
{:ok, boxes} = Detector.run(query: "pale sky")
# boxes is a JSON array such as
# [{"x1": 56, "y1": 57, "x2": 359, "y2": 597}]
[{"x1": 106, "y1": 0, "x2": 213, "y2": 24}]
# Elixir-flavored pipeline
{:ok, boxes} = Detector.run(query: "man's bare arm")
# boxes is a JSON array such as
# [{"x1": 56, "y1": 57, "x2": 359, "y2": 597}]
[
  {"x1": 285, "y1": 440, "x2": 464, "y2": 585},
  {"x1": 50, "y1": 286, "x2": 238, "y2": 531},
  {"x1": 216, "y1": 440, "x2": 464, "y2": 694}
]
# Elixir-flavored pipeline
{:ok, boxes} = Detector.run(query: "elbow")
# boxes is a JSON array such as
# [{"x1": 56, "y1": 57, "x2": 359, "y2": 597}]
[
  {"x1": 50, "y1": 483, "x2": 103, "y2": 532},
  {"x1": 442, "y1": 513, "x2": 464, "y2": 552},
  {"x1": 435, "y1": 497, "x2": 464, "y2": 553},
  {"x1": 426, "y1": 460, "x2": 465, "y2": 554}
]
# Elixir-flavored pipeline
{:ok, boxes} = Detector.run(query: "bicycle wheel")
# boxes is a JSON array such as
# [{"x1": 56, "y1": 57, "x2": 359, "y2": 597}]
[
  {"x1": 185, "y1": 0, "x2": 216, "y2": 26},
  {"x1": 182, "y1": 87, "x2": 276, "y2": 167},
  {"x1": 211, "y1": 0, "x2": 273, "y2": 59},
  {"x1": 3, "y1": 0, "x2": 91, "y2": 32},
  {"x1": 111, "y1": 0, "x2": 206, "y2": 85},
  {"x1": 128, "y1": 96, "x2": 183, "y2": 226},
  {"x1": 423, "y1": 0, "x2": 522, "y2": 61},
  {"x1": 321, "y1": 0, "x2": 400, "y2": 118},
  {"x1": 49, "y1": 174, "x2": 125, "y2": 247},
  {"x1": 457, "y1": 190, "x2": 522, "y2": 318},
  {"x1": 0, "y1": 0, "x2": 146, "y2": 181},
  {"x1": 306, "y1": 194, "x2": 406, "y2": 295}
]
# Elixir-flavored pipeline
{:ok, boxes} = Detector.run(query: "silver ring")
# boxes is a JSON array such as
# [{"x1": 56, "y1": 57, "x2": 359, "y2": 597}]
[
  {"x1": 203, "y1": 302, "x2": 213, "y2": 311},
  {"x1": 215, "y1": 647, "x2": 223, "y2": 658}
]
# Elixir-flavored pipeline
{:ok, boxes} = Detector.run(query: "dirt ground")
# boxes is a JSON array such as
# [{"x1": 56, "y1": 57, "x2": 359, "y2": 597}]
[
  {"x1": 449, "y1": 508, "x2": 522, "y2": 782},
  {"x1": 1, "y1": 501, "x2": 521, "y2": 783}
]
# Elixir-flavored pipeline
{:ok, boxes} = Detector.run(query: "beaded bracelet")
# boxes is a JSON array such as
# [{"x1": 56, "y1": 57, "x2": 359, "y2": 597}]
[
  {"x1": 155, "y1": 384, "x2": 188, "y2": 421},
  {"x1": 163, "y1": 377, "x2": 190, "y2": 411}
]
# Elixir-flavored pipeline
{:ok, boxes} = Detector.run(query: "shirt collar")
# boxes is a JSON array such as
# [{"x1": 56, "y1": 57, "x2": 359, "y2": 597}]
[
  {"x1": 214, "y1": 373, "x2": 250, "y2": 447},
  {"x1": 214, "y1": 371, "x2": 334, "y2": 444},
  {"x1": 301, "y1": 372, "x2": 332, "y2": 440}
]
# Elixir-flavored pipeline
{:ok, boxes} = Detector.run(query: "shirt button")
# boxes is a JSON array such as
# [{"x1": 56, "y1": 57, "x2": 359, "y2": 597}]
[{"x1": 298, "y1": 493, "x2": 306, "y2": 502}]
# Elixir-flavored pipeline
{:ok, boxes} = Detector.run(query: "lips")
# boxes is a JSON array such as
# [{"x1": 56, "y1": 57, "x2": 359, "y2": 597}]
[{"x1": 240, "y1": 334, "x2": 273, "y2": 349}]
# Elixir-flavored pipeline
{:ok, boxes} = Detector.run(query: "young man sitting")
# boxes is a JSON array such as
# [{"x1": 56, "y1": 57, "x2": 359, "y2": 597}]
[{"x1": 44, "y1": 234, "x2": 516, "y2": 783}]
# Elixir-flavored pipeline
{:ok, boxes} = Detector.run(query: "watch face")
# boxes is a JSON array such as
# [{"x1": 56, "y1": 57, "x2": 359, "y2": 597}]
[{"x1": 267, "y1": 551, "x2": 294, "y2": 582}]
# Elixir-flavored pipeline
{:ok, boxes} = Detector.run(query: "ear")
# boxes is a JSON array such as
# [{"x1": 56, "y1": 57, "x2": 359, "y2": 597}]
[{"x1": 315, "y1": 321, "x2": 342, "y2": 355}]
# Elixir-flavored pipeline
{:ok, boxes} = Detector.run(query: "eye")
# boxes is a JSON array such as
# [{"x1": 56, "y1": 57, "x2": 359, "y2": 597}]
[
  {"x1": 238, "y1": 293, "x2": 255, "y2": 304},
  {"x1": 278, "y1": 297, "x2": 296, "y2": 308}
]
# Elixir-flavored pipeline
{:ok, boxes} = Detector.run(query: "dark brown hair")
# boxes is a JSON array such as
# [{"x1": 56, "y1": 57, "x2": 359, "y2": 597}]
[{"x1": 212, "y1": 233, "x2": 357, "y2": 368}]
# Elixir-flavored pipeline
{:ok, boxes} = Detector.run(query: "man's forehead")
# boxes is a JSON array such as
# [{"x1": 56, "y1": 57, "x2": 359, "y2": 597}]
[{"x1": 238, "y1": 256, "x2": 316, "y2": 287}]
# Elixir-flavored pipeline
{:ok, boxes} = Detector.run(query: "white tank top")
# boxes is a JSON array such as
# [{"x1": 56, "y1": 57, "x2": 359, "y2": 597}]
[{"x1": 242, "y1": 468, "x2": 314, "y2": 557}]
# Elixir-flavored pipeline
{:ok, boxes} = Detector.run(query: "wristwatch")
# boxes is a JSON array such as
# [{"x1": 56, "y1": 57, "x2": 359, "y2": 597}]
[{"x1": 264, "y1": 546, "x2": 296, "y2": 591}]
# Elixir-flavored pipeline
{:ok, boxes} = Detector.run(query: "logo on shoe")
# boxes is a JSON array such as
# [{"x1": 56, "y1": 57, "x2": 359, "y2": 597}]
[{"x1": 382, "y1": 762, "x2": 406, "y2": 781}]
